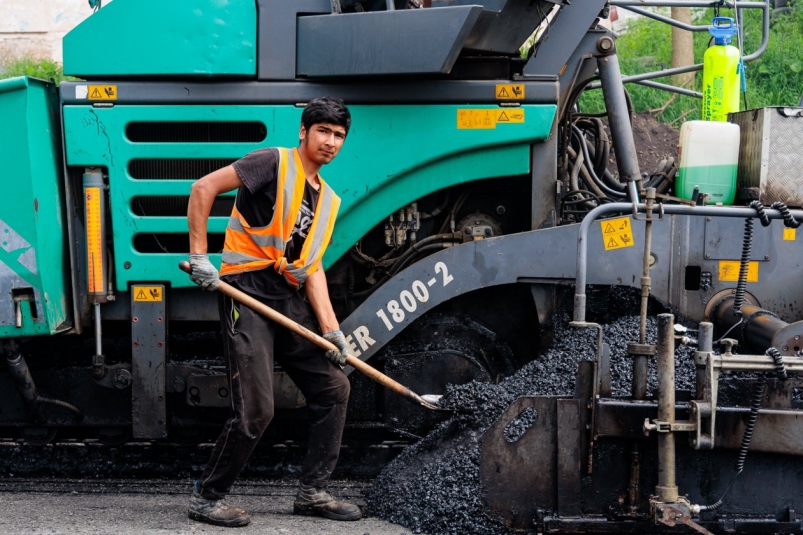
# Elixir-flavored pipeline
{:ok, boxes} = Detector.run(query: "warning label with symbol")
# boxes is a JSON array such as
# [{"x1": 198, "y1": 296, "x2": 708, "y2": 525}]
[
  {"x1": 784, "y1": 227, "x2": 796, "y2": 241},
  {"x1": 496, "y1": 109, "x2": 525, "y2": 124},
  {"x1": 719, "y1": 261, "x2": 759, "y2": 282},
  {"x1": 457, "y1": 109, "x2": 497, "y2": 129},
  {"x1": 458, "y1": 108, "x2": 525, "y2": 129},
  {"x1": 601, "y1": 216, "x2": 634, "y2": 251},
  {"x1": 88, "y1": 85, "x2": 117, "y2": 101},
  {"x1": 133, "y1": 286, "x2": 163, "y2": 302},
  {"x1": 495, "y1": 84, "x2": 525, "y2": 100}
]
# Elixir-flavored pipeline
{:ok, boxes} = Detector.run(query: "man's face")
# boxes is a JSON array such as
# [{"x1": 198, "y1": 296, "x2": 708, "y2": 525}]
[{"x1": 299, "y1": 122, "x2": 347, "y2": 166}]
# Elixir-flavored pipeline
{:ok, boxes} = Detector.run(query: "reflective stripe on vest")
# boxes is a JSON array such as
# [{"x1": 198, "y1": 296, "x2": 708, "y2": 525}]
[{"x1": 219, "y1": 147, "x2": 341, "y2": 287}]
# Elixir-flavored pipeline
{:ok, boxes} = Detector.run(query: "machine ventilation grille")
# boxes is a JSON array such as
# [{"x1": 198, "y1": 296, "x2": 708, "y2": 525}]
[
  {"x1": 131, "y1": 197, "x2": 234, "y2": 217},
  {"x1": 128, "y1": 159, "x2": 237, "y2": 180},
  {"x1": 126, "y1": 122, "x2": 267, "y2": 143}
]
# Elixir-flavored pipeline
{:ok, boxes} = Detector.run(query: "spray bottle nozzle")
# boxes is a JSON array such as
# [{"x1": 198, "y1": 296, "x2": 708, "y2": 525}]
[{"x1": 710, "y1": 17, "x2": 738, "y2": 45}]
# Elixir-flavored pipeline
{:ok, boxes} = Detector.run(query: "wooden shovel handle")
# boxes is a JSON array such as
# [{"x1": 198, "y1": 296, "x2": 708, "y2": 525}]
[{"x1": 178, "y1": 261, "x2": 440, "y2": 410}]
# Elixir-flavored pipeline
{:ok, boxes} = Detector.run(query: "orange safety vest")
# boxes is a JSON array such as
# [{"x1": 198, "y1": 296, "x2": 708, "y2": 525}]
[{"x1": 219, "y1": 147, "x2": 341, "y2": 288}]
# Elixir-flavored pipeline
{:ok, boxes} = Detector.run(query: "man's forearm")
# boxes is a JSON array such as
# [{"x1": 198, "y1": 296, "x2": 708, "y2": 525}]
[
  {"x1": 188, "y1": 182, "x2": 216, "y2": 254},
  {"x1": 306, "y1": 266, "x2": 339, "y2": 333},
  {"x1": 188, "y1": 165, "x2": 245, "y2": 254}
]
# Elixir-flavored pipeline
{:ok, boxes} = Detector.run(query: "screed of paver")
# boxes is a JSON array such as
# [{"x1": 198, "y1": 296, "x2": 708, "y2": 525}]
[{"x1": 0, "y1": 481, "x2": 417, "y2": 535}]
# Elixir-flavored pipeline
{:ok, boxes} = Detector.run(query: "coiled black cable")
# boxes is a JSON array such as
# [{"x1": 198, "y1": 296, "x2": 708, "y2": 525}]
[
  {"x1": 770, "y1": 201, "x2": 801, "y2": 228},
  {"x1": 699, "y1": 378, "x2": 766, "y2": 512},
  {"x1": 749, "y1": 200, "x2": 772, "y2": 227},
  {"x1": 765, "y1": 347, "x2": 788, "y2": 380},
  {"x1": 733, "y1": 201, "x2": 774, "y2": 316},
  {"x1": 733, "y1": 216, "x2": 754, "y2": 316},
  {"x1": 735, "y1": 378, "x2": 767, "y2": 472},
  {"x1": 38, "y1": 396, "x2": 83, "y2": 420}
]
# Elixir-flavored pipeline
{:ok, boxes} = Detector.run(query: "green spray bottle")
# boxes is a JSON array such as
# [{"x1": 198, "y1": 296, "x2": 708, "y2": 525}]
[{"x1": 702, "y1": 17, "x2": 741, "y2": 121}]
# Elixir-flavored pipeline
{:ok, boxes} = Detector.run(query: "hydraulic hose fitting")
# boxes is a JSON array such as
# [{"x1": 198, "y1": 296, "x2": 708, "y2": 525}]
[
  {"x1": 92, "y1": 354, "x2": 107, "y2": 380},
  {"x1": 5, "y1": 350, "x2": 38, "y2": 403}
]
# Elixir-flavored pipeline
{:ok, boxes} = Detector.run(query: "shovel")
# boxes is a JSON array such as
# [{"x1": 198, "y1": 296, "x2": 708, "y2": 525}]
[{"x1": 178, "y1": 261, "x2": 444, "y2": 411}]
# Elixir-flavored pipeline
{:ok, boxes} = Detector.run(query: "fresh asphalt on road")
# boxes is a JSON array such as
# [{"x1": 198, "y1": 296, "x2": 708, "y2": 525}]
[{"x1": 0, "y1": 478, "x2": 415, "y2": 535}]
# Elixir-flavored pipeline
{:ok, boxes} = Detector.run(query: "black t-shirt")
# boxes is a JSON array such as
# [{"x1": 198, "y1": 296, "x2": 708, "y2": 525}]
[{"x1": 223, "y1": 148, "x2": 320, "y2": 299}]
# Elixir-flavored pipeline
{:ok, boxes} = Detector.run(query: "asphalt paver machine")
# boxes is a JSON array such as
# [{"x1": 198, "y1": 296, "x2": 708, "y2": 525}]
[{"x1": 2, "y1": 0, "x2": 803, "y2": 531}]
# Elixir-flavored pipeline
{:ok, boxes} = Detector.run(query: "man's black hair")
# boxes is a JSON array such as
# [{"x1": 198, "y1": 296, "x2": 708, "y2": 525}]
[{"x1": 301, "y1": 96, "x2": 351, "y2": 135}]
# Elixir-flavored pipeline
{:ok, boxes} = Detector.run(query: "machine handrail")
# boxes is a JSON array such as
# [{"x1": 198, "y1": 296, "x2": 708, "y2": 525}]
[
  {"x1": 573, "y1": 202, "x2": 803, "y2": 323},
  {"x1": 587, "y1": 0, "x2": 769, "y2": 97}
]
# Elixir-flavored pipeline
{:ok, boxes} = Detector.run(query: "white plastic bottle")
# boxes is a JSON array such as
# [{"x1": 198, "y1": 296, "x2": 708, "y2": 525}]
[{"x1": 676, "y1": 120, "x2": 740, "y2": 205}]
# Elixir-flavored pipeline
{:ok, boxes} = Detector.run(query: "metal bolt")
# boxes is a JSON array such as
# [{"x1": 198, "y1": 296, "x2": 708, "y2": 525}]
[
  {"x1": 157, "y1": 317, "x2": 163, "y2": 323},
  {"x1": 783, "y1": 346, "x2": 789, "y2": 351},
  {"x1": 705, "y1": 254, "x2": 711, "y2": 259},
  {"x1": 189, "y1": 387, "x2": 200, "y2": 396},
  {"x1": 795, "y1": 335, "x2": 800, "y2": 340},
  {"x1": 765, "y1": 255, "x2": 770, "y2": 260},
  {"x1": 124, "y1": 262, "x2": 132, "y2": 270},
  {"x1": 597, "y1": 36, "x2": 614, "y2": 53},
  {"x1": 496, "y1": 205, "x2": 506, "y2": 215},
  {"x1": 113, "y1": 369, "x2": 132, "y2": 389},
  {"x1": 132, "y1": 317, "x2": 138, "y2": 323},
  {"x1": 218, "y1": 387, "x2": 229, "y2": 398},
  {"x1": 707, "y1": 217, "x2": 711, "y2": 222},
  {"x1": 157, "y1": 342, "x2": 163, "y2": 347},
  {"x1": 133, "y1": 341, "x2": 139, "y2": 347}
]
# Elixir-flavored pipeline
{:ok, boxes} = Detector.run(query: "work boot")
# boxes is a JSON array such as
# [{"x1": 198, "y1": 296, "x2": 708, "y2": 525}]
[
  {"x1": 188, "y1": 482, "x2": 251, "y2": 527},
  {"x1": 293, "y1": 485, "x2": 362, "y2": 521}
]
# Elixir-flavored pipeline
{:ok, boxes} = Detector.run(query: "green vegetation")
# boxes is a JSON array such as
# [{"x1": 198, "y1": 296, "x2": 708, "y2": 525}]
[
  {"x1": 580, "y1": 5, "x2": 803, "y2": 126},
  {"x1": 0, "y1": 57, "x2": 74, "y2": 84}
]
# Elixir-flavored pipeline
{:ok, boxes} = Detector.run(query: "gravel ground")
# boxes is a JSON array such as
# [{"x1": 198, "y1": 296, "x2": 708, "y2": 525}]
[
  {"x1": 0, "y1": 478, "x2": 412, "y2": 535},
  {"x1": 367, "y1": 314, "x2": 697, "y2": 535}
]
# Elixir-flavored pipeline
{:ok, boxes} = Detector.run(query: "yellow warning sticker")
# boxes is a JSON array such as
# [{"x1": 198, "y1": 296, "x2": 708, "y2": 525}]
[
  {"x1": 88, "y1": 85, "x2": 117, "y2": 101},
  {"x1": 601, "y1": 216, "x2": 634, "y2": 251},
  {"x1": 457, "y1": 109, "x2": 526, "y2": 129},
  {"x1": 784, "y1": 228, "x2": 796, "y2": 241},
  {"x1": 496, "y1": 109, "x2": 525, "y2": 124},
  {"x1": 457, "y1": 109, "x2": 497, "y2": 129},
  {"x1": 495, "y1": 84, "x2": 525, "y2": 100},
  {"x1": 133, "y1": 286, "x2": 163, "y2": 302},
  {"x1": 718, "y1": 261, "x2": 759, "y2": 282}
]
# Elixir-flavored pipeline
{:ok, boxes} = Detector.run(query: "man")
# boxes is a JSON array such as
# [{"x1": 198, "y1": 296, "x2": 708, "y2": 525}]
[{"x1": 185, "y1": 97, "x2": 361, "y2": 527}]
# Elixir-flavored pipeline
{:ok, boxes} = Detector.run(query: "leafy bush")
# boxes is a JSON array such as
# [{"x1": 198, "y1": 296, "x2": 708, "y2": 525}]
[
  {"x1": 0, "y1": 57, "x2": 74, "y2": 84},
  {"x1": 580, "y1": 4, "x2": 803, "y2": 126}
]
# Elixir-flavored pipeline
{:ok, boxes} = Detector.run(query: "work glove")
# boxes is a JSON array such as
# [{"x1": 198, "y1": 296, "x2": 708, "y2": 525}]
[
  {"x1": 322, "y1": 330, "x2": 352, "y2": 368},
  {"x1": 189, "y1": 254, "x2": 219, "y2": 291}
]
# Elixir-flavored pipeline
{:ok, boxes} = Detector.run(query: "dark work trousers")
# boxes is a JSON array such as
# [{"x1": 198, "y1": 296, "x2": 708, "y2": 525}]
[{"x1": 197, "y1": 291, "x2": 350, "y2": 500}]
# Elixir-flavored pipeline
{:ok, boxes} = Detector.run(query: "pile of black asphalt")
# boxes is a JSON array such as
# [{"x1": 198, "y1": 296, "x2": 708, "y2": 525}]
[{"x1": 366, "y1": 314, "x2": 697, "y2": 535}]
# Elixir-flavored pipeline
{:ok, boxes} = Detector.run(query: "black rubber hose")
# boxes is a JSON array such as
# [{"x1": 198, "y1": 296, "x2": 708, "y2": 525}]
[
  {"x1": 580, "y1": 134, "x2": 626, "y2": 192},
  {"x1": 389, "y1": 234, "x2": 460, "y2": 276},
  {"x1": 38, "y1": 397, "x2": 84, "y2": 420},
  {"x1": 352, "y1": 235, "x2": 461, "y2": 297},
  {"x1": 571, "y1": 125, "x2": 627, "y2": 198},
  {"x1": 567, "y1": 146, "x2": 607, "y2": 202},
  {"x1": 390, "y1": 242, "x2": 453, "y2": 275}
]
